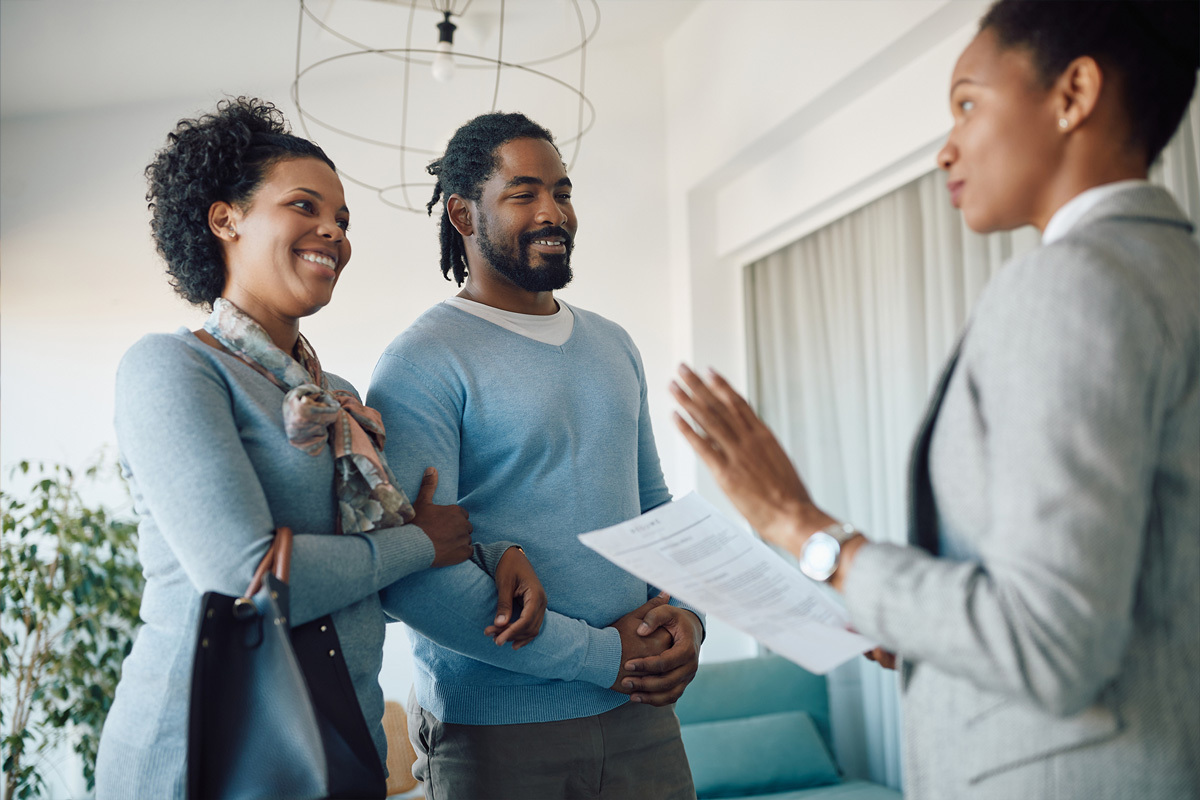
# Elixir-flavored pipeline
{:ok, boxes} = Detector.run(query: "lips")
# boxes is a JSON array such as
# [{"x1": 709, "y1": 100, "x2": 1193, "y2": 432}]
[
  {"x1": 520, "y1": 226, "x2": 573, "y2": 255},
  {"x1": 947, "y1": 180, "x2": 964, "y2": 208},
  {"x1": 530, "y1": 238, "x2": 567, "y2": 253},
  {"x1": 296, "y1": 250, "x2": 338, "y2": 274}
]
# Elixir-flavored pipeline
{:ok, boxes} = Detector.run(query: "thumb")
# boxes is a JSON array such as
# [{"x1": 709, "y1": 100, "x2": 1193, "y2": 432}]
[
  {"x1": 493, "y1": 572, "x2": 514, "y2": 627},
  {"x1": 637, "y1": 603, "x2": 677, "y2": 637},
  {"x1": 632, "y1": 591, "x2": 671, "y2": 617},
  {"x1": 415, "y1": 466, "x2": 438, "y2": 506}
]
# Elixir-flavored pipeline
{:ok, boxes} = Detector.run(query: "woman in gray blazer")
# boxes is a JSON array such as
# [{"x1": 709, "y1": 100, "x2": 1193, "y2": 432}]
[{"x1": 663, "y1": 2, "x2": 1199, "y2": 798}]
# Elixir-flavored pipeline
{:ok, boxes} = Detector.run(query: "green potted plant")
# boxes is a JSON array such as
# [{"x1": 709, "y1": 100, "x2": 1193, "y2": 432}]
[{"x1": 1, "y1": 461, "x2": 144, "y2": 800}]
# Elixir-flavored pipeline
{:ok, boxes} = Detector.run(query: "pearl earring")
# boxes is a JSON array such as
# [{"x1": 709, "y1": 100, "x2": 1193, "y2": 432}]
[
  {"x1": 229, "y1": 226, "x2": 238, "y2": 239},
  {"x1": 1058, "y1": 118, "x2": 1069, "y2": 129}
]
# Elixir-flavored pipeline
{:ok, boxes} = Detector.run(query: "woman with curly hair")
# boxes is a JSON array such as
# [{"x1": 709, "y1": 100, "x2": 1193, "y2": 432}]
[{"x1": 94, "y1": 97, "x2": 547, "y2": 799}]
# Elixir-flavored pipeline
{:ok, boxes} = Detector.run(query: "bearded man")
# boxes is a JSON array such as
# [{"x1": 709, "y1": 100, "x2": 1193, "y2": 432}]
[{"x1": 366, "y1": 112, "x2": 702, "y2": 800}]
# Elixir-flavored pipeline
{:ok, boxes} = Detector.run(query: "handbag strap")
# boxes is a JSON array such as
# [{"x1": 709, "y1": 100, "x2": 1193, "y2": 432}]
[{"x1": 244, "y1": 526, "x2": 294, "y2": 598}]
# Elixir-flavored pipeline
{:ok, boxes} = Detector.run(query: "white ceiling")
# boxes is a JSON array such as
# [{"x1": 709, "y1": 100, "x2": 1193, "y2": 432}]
[{"x1": 0, "y1": 0, "x2": 698, "y2": 119}]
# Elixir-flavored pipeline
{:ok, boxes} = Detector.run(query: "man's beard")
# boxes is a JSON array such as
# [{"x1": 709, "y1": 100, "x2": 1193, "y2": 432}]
[{"x1": 477, "y1": 216, "x2": 574, "y2": 293}]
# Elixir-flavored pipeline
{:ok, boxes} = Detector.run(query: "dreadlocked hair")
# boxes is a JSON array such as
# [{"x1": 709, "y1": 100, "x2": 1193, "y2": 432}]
[
  {"x1": 426, "y1": 112, "x2": 559, "y2": 285},
  {"x1": 145, "y1": 96, "x2": 337, "y2": 308}
]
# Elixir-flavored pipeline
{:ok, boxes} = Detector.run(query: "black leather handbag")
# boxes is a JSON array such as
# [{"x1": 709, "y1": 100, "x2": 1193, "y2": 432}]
[{"x1": 187, "y1": 527, "x2": 386, "y2": 800}]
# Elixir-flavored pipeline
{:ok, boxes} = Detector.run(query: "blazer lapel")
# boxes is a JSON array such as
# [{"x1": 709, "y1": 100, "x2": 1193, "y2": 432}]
[
  {"x1": 907, "y1": 334, "x2": 966, "y2": 554},
  {"x1": 899, "y1": 333, "x2": 966, "y2": 689}
]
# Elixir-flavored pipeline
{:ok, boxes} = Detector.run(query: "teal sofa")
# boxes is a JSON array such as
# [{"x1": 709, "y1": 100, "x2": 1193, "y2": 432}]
[{"x1": 674, "y1": 656, "x2": 902, "y2": 800}]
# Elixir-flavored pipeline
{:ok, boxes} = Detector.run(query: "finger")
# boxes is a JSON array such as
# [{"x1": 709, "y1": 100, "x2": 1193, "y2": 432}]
[
  {"x1": 705, "y1": 369, "x2": 762, "y2": 432},
  {"x1": 670, "y1": 372, "x2": 738, "y2": 450},
  {"x1": 414, "y1": 466, "x2": 438, "y2": 506},
  {"x1": 510, "y1": 609, "x2": 546, "y2": 650},
  {"x1": 676, "y1": 364, "x2": 741, "y2": 436},
  {"x1": 492, "y1": 578, "x2": 515, "y2": 631},
  {"x1": 625, "y1": 643, "x2": 690, "y2": 676},
  {"x1": 672, "y1": 412, "x2": 728, "y2": 469},
  {"x1": 635, "y1": 605, "x2": 679, "y2": 637},
  {"x1": 493, "y1": 588, "x2": 535, "y2": 646},
  {"x1": 629, "y1": 592, "x2": 671, "y2": 618},
  {"x1": 627, "y1": 667, "x2": 696, "y2": 706},
  {"x1": 623, "y1": 661, "x2": 692, "y2": 693},
  {"x1": 494, "y1": 614, "x2": 538, "y2": 646},
  {"x1": 630, "y1": 686, "x2": 688, "y2": 706}
]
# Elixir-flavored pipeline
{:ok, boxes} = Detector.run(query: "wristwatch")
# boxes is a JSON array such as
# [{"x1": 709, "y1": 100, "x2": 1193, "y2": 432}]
[{"x1": 798, "y1": 521, "x2": 860, "y2": 582}]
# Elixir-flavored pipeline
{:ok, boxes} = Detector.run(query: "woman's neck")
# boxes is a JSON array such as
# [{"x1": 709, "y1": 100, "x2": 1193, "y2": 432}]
[{"x1": 220, "y1": 291, "x2": 300, "y2": 352}]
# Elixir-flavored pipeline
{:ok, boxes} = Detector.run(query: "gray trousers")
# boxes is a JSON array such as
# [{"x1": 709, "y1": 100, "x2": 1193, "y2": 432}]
[{"x1": 407, "y1": 692, "x2": 696, "y2": 800}]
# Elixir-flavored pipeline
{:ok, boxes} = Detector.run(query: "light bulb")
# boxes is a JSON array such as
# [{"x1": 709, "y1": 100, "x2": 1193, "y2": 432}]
[{"x1": 432, "y1": 40, "x2": 455, "y2": 82}]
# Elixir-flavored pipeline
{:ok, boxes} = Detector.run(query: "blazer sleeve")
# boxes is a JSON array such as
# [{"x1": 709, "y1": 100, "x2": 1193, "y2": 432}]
[
  {"x1": 844, "y1": 242, "x2": 1169, "y2": 716},
  {"x1": 114, "y1": 336, "x2": 436, "y2": 627},
  {"x1": 366, "y1": 350, "x2": 622, "y2": 688}
]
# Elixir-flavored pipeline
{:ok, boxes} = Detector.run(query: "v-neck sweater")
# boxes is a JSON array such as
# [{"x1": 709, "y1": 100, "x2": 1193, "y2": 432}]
[{"x1": 366, "y1": 302, "x2": 691, "y2": 725}]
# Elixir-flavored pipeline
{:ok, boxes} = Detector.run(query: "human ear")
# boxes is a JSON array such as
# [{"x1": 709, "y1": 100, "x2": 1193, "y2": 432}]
[
  {"x1": 447, "y1": 194, "x2": 474, "y2": 237},
  {"x1": 1053, "y1": 55, "x2": 1102, "y2": 133},
  {"x1": 208, "y1": 201, "x2": 241, "y2": 242}
]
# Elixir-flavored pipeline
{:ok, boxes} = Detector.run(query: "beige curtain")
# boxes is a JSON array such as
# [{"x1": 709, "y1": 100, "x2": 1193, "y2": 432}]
[{"x1": 743, "y1": 96, "x2": 1200, "y2": 790}]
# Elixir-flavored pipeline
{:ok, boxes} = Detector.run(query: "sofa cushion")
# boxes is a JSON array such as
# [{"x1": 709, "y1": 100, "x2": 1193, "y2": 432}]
[{"x1": 682, "y1": 709, "x2": 841, "y2": 799}]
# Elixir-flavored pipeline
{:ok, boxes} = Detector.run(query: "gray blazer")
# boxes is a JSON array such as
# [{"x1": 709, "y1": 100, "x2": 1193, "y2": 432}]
[{"x1": 844, "y1": 185, "x2": 1200, "y2": 799}]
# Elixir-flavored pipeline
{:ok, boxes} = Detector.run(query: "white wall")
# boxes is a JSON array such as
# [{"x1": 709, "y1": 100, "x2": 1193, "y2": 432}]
[{"x1": 661, "y1": 0, "x2": 989, "y2": 473}]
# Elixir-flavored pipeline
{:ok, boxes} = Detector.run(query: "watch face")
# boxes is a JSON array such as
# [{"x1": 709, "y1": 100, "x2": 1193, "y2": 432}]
[{"x1": 801, "y1": 531, "x2": 839, "y2": 580}]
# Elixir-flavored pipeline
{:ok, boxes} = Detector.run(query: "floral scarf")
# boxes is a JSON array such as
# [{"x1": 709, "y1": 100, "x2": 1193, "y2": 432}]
[{"x1": 204, "y1": 298, "x2": 415, "y2": 534}]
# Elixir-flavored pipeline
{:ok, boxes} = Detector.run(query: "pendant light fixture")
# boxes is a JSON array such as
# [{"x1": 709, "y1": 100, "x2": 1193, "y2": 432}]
[{"x1": 292, "y1": 0, "x2": 599, "y2": 213}]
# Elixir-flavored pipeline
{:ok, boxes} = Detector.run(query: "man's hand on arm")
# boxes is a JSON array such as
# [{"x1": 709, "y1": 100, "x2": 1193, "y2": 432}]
[
  {"x1": 408, "y1": 466, "x2": 474, "y2": 567},
  {"x1": 485, "y1": 546, "x2": 547, "y2": 649},
  {"x1": 615, "y1": 597, "x2": 703, "y2": 705}
]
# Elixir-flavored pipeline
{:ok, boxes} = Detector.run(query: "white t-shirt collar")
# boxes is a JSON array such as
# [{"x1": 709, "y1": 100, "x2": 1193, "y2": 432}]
[{"x1": 1041, "y1": 179, "x2": 1150, "y2": 244}]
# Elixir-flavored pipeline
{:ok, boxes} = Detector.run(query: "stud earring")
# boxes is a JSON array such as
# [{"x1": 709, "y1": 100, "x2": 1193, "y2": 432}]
[
  {"x1": 229, "y1": 226, "x2": 238, "y2": 239},
  {"x1": 1058, "y1": 118, "x2": 1069, "y2": 130}
]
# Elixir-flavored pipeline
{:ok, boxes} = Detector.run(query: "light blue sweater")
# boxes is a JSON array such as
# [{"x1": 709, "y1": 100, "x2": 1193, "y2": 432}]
[
  {"x1": 95, "y1": 330, "x2": 508, "y2": 798},
  {"x1": 367, "y1": 302, "x2": 698, "y2": 726}
]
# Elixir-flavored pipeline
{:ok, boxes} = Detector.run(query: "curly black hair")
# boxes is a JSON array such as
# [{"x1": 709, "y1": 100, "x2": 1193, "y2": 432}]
[
  {"x1": 981, "y1": 0, "x2": 1199, "y2": 166},
  {"x1": 144, "y1": 97, "x2": 337, "y2": 307},
  {"x1": 425, "y1": 112, "x2": 559, "y2": 286}
]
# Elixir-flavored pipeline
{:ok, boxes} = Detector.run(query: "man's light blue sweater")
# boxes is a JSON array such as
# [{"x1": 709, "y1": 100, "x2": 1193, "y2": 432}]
[{"x1": 367, "y1": 302, "x2": 699, "y2": 727}]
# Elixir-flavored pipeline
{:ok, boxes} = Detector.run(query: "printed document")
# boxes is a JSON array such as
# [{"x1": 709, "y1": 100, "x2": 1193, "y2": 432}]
[{"x1": 578, "y1": 492, "x2": 875, "y2": 674}]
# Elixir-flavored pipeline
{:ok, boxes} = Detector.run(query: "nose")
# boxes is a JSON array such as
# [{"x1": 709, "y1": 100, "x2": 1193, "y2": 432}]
[
  {"x1": 535, "y1": 195, "x2": 568, "y2": 226},
  {"x1": 936, "y1": 135, "x2": 956, "y2": 172},
  {"x1": 318, "y1": 216, "x2": 344, "y2": 241}
]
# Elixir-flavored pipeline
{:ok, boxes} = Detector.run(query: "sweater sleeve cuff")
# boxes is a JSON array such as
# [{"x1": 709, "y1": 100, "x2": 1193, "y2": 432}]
[
  {"x1": 573, "y1": 624, "x2": 622, "y2": 688},
  {"x1": 372, "y1": 524, "x2": 436, "y2": 585},
  {"x1": 471, "y1": 541, "x2": 519, "y2": 578}
]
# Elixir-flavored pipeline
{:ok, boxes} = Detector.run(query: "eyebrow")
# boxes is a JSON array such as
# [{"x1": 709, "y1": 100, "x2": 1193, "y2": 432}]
[
  {"x1": 503, "y1": 176, "x2": 573, "y2": 189},
  {"x1": 950, "y1": 77, "x2": 980, "y2": 93},
  {"x1": 295, "y1": 187, "x2": 350, "y2": 214}
]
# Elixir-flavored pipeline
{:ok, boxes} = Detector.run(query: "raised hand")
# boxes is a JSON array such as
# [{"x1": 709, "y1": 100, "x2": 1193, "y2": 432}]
[
  {"x1": 408, "y1": 466, "x2": 474, "y2": 567},
  {"x1": 485, "y1": 546, "x2": 548, "y2": 649},
  {"x1": 670, "y1": 364, "x2": 835, "y2": 554}
]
